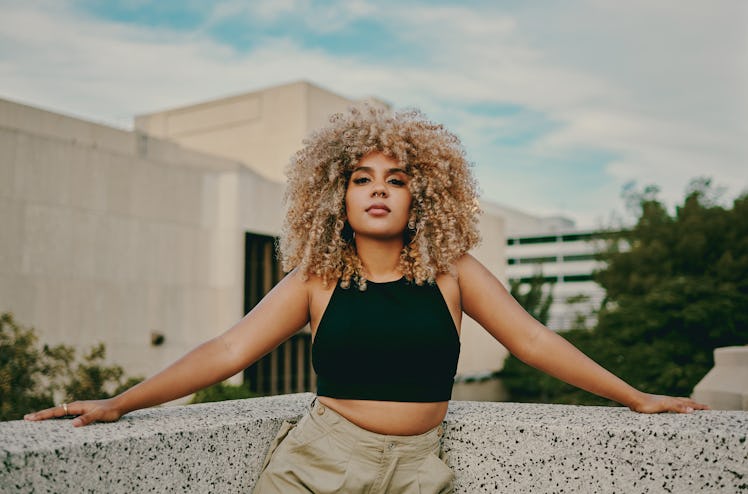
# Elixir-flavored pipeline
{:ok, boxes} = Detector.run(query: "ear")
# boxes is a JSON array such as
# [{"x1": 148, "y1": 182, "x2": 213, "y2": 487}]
[{"x1": 404, "y1": 211, "x2": 417, "y2": 244}]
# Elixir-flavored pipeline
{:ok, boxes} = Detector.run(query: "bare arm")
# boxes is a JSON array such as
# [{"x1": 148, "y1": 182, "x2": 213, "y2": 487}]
[
  {"x1": 25, "y1": 269, "x2": 311, "y2": 426},
  {"x1": 456, "y1": 254, "x2": 707, "y2": 413}
]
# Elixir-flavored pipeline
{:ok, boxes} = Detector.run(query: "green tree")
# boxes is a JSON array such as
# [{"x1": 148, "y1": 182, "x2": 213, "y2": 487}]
[
  {"x1": 0, "y1": 312, "x2": 142, "y2": 421},
  {"x1": 500, "y1": 179, "x2": 748, "y2": 405},
  {"x1": 565, "y1": 293, "x2": 594, "y2": 330},
  {"x1": 593, "y1": 179, "x2": 748, "y2": 397}
]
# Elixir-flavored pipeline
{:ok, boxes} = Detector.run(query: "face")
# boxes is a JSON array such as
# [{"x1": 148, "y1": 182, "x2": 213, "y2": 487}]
[{"x1": 345, "y1": 152, "x2": 412, "y2": 242}]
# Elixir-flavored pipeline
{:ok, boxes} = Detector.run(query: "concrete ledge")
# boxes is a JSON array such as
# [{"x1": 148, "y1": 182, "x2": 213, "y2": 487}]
[{"x1": 1, "y1": 393, "x2": 746, "y2": 493}]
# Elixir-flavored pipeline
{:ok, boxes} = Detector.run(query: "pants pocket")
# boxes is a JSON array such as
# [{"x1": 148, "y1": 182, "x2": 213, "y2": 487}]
[
  {"x1": 259, "y1": 420, "x2": 296, "y2": 472},
  {"x1": 256, "y1": 425, "x2": 352, "y2": 494},
  {"x1": 417, "y1": 449, "x2": 455, "y2": 494}
]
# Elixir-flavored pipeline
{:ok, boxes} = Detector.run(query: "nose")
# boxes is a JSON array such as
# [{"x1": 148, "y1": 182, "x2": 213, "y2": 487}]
[{"x1": 371, "y1": 181, "x2": 387, "y2": 198}]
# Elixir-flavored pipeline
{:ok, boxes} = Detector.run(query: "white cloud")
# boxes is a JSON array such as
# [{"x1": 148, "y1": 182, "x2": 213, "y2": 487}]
[
  {"x1": 376, "y1": 1, "x2": 748, "y2": 221},
  {"x1": 203, "y1": 0, "x2": 377, "y2": 33},
  {"x1": 0, "y1": 0, "x2": 744, "y2": 227}
]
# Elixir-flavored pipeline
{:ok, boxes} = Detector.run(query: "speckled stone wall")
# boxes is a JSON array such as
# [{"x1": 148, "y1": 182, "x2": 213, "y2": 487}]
[
  {"x1": 443, "y1": 400, "x2": 747, "y2": 493},
  {"x1": 1, "y1": 393, "x2": 746, "y2": 493}
]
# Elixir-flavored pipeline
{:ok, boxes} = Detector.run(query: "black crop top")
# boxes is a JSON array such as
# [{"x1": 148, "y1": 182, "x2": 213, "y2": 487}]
[{"x1": 312, "y1": 277, "x2": 460, "y2": 402}]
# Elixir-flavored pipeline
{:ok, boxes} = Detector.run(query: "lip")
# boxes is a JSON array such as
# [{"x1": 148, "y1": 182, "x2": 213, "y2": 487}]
[{"x1": 366, "y1": 203, "x2": 390, "y2": 215}]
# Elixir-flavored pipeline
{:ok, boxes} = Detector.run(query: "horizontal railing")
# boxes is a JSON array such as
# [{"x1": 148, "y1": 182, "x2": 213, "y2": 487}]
[{"x1": 2, "y1": 393, "x2": 746, "y2": 493}]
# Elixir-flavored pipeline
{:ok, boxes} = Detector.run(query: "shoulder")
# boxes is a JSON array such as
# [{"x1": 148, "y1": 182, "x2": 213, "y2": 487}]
[
  {"x1": 303, "y1": 272, "x2": 338, "y2": 293},
  {"x1": 454, "y1": 253, "x2": 491, "y2": 282},
  {"x1": 434, "y1": 253, "x2": 484, "y2": 294},
  {"x1": 283, "y1": 269, "x2": 336, "y2": 291},
  {"x1": 451, "y1": 253, "x2": 506, "y2": 306},
  {"x1": 268, "y1": 269, "x2": 330, "y2": 308}
]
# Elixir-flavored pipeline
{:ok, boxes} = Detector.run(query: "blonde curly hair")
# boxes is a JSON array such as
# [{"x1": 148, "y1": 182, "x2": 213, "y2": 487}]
[{"x1": 279, "y1": 105, "x2": 481, "y2": 289}]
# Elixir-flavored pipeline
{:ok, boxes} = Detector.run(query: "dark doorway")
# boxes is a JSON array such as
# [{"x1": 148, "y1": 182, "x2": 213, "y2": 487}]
[{"x1": 243, "y1": 232, "x2": 314, "y2": 395}]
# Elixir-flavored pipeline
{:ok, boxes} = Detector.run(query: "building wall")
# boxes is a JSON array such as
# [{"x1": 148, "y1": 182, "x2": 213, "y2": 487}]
[
  {"x1": 135, "y1": 81, "x2": 358, "y2": 184},
  {"x1": 0, "y1": 98, "x2": 283, "y2": 379},
  {"x1": 483, "y1": 202, "x2": 608, "y2": 332},
  {"x1": 490, "y1": 204, "x2": 574, "y2": 236},
  {"x1": 134, "y1": 82, "x2": 301, "y2": 183},
  {"x1": 505, "y1": 230, "x2": 606, "y2": 330},
  {"x1": 456, "y1": 202, "x2": 508, "y2": 376}
]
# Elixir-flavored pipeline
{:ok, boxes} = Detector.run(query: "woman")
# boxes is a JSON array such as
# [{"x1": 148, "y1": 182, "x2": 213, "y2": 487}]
[{"x1": 25, "y1": 106, "x2": 707, "y2": 493}]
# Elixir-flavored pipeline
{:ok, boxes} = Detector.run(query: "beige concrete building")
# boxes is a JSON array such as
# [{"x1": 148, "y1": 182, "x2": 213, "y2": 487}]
[
  {"x1": 134, "y1": 81, "x2": 388, "y2": 184},
  {"x1": 0, "y1": 81, "x2": 507, "y2": 399},
  {"x1": 0, "y1": 97, "x2": 282, "y2": 381}
]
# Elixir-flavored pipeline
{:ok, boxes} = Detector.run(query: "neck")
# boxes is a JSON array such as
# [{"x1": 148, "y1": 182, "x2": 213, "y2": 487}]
[{"x1": 353, "y1": 236, "x2": 404, "y2": 281}]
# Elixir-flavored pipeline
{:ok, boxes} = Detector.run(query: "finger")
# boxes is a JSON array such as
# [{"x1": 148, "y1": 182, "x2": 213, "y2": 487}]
[
  {"x1": 681, "y1": 398, "x2": 710, "y2": 410},
  {"x1": 64, "y1": 401, "x2": 84, "y2": 417},
  {"x1": 681, "y1": 397, "x2": 710, "y2": 409},
  {"x1": 72, "y1": 411, "x2": 97, "y2": 427},
  {"x1": 673, "y1": 398, "x2": 706, "y2": 413},
  {"x1": 24, "y1": 404, "x2": 67, "y2": 421},
  {"x1": 23, "y1": 409, "x2": 48, "y2": 421}
]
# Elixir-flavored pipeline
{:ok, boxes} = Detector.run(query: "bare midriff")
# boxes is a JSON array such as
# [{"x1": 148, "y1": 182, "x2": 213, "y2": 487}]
[{"x1": 317, "y1": 396, "x2": 449, "y2": 436}]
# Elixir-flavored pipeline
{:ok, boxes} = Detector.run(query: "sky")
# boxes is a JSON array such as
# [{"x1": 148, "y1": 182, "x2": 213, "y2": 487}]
[{"x1": 1, "y1": 0, "x2": 746, "y2": 228}]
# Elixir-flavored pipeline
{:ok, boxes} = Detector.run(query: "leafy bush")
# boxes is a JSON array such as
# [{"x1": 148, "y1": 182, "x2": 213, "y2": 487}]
[
  {"x1": 0, "y1": 312, "x2": 142, "y2": 421},
  {"x1": 189, "y1": 381, "x2": 255, "y2": 404}
]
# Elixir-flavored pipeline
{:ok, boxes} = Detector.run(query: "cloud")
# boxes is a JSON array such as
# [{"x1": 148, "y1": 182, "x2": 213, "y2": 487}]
[
  {"x1": 0, "y1": 0, "x2": 744, "y2": 227},
  {"x1": 204, "y1": 0, "x2": 377, "y2": 33},
  {"x1": 392, "y1": 1, "x2": 748, "y2": 217}
]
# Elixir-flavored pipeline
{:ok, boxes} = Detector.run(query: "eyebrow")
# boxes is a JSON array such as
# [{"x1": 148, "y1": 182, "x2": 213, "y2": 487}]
[{"x1": 351, "y1": 166, "x2": 410, "y2": 175}]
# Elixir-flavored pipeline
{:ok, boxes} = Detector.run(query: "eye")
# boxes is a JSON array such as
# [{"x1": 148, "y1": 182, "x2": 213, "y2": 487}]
[
  {"x1": 352, "y1": 176, "x2": 370, "y2": 185},
  {"x1": 388, "y1": 178, "x2": 406, "y2": 187}
]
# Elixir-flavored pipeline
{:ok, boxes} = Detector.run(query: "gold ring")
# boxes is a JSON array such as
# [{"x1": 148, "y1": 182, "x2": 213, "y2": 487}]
[{"x1": 60, "y1": 403, "x2": 68, "y2": 415}]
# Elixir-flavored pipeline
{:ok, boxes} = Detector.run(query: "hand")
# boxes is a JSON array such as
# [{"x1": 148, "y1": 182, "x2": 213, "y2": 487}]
[
  {"x1": 629, "y1": 393, "x2": 710, "y2": 414},
  {"x1": 24, "y1": 399, "x2": 124, "y2": 427}
]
